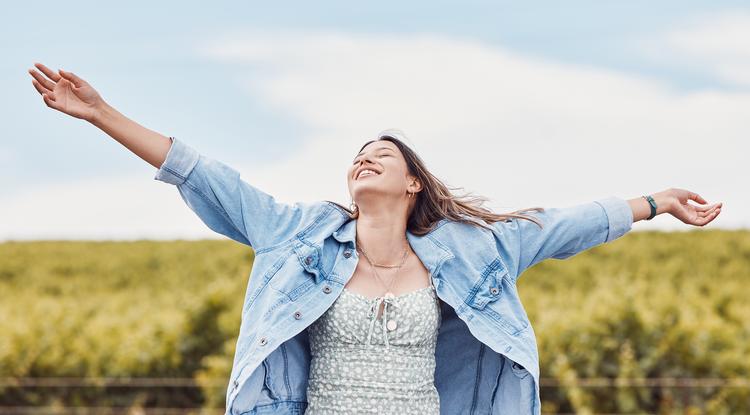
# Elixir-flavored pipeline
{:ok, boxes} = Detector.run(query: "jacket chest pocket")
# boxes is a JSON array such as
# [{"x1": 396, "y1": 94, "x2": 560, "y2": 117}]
[
  {"x1": 267, "y1": 241, "x2": 324, "y2": 302},
  {"x1": 465, "y1": 257, "x2": 529, "y2": 336}
]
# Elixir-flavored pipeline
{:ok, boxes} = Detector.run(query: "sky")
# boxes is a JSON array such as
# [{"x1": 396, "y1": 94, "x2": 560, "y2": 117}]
[{"x1": 1, "y1": 1, "x2": 747, "y2": 241}]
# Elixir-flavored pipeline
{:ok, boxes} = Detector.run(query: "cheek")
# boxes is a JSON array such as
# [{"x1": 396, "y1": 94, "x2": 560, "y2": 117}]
[
  {"x1": 381, "y1": 172, "x2": 405, "y2": 188},
  {"x1": 385, "y1": 165, "x2": 408, "y2": 182}
]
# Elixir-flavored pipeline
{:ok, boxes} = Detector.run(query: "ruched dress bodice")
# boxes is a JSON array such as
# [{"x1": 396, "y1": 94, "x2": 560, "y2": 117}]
[{"x1": 305, "y1": 281, "x2": 442, "y2": 414}]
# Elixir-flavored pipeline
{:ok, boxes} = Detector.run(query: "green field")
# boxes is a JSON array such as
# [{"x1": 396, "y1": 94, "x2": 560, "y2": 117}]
[{"x1": 1, "y1": 229, "x2": 748, "y2": 414}]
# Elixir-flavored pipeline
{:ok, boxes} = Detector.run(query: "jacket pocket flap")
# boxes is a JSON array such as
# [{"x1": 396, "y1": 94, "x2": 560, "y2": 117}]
[
  {"x1": 466, "y1": 257, "x2": 508, "y2": 310},
  {"x1": 293, "y1": 241, "x2": 322, "y2": 276}
]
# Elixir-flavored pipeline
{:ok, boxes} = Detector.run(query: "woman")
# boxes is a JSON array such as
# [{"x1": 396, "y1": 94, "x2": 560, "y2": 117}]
[{"x1": 29, "y1": 62, "x2": 722, "y2": 415}]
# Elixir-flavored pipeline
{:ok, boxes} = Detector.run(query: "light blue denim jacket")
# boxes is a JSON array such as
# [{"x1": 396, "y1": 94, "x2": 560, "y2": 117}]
[{"x1": 154, "y1": 137, "x2": 633, "y2": 415}]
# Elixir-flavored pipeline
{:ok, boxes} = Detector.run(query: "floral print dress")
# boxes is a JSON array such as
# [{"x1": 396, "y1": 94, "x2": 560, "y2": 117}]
[{"x1": 305, "y1": 279, "x2": 442, "y2": 414}]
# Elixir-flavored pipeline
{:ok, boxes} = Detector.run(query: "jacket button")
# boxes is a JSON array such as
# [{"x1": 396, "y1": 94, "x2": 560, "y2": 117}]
[
  {"x1": 259, "y1": 337, "x2": 268, "y2": 346},
  {"x1": 322, "y1": 285, "x2": 332, "y2": 294},
  {"x1": 305, "y1": 256, "x2": 313, "y2": 265},
  {"x1": 343, "y1": 250, "x2": 352, "y2": 258},
  {"x1": 294, "y1": 311, "x2": 302, "y2": 319},
  {"x1": 233, "y1": 379, "x2": 239, "y2": 387},
  {"x1": 490, "y1": 287, "x2": 500, "y2": 295}
]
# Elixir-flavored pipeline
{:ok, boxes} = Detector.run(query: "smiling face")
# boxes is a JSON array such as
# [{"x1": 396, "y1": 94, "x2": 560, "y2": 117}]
[{"x1": 347, "y1": 139, "x2": 420, "y2": 209}]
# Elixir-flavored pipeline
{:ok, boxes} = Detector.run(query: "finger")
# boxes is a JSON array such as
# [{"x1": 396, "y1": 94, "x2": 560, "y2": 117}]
[
  {"x1": 693, "y1": 214, "x2": 709, "y2": 226},
  {"x1": 697, "y1": 208, "x2": 721, "y2": 226},
  {"x1": 697, "y1": 205, "x2": 718, "y2": 218},
  {"x1": 31, "y1": 78, "x2": 51, "y2": 95},
  {"x1": 689, "y1": 192, "x2": 707, "y2": 204},
  {"x1": 33, "y1": 62, "x2": 62, "y2": 82},
  {"x1": 706, "y1": 204, "x2": 719, "y2": 214},
  {"x1": 695, "y1": 202, "x2": 721, "y2": 213},
  {"x1": 697, "y1": 208, "x2": 710, "y2": 218},
  {"x1": 28, "y1": 68, "x2": 56, "y2": 91},
  {"x1": 58, "y1": 69, "x2": 84, "y2": 88},
  {"x1": 706, "y1": 209, "x2": 721, "y2": 224}
]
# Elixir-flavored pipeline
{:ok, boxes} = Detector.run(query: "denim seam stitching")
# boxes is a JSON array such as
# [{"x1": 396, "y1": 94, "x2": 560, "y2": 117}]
[
  {"x1": 255, "y1": 203, "x2": 334, "y2": 255},
  {"x1": 464, "y1": 257, "x2": 503, "y2": 309},
  {"x1": 161, "y1": 165, "x2": 186, "y2": 183},
  {"x1": 470, "y1": 343, "x2": 485, "y2": 414},
  {"x1": 280, "y1": 343, "x2": 292, "y2": 397},
  {"x1": 593, "y1": 200, "x2": 613, "y2": 243},
  {"x1": 181, "y1": 179, "x2": 249, "y2": 244},
  {"x1": 489, "y1": 354, "x2": 505, "y2": 410}
]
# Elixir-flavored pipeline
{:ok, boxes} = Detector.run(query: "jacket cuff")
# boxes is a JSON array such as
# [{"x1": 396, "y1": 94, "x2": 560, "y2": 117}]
[
  {"x1": 153, "y1": 136, "x2": 200, "y2": 185},
  {"x1": 594, "y1": 196, "x2": 633, "y2": 242}
]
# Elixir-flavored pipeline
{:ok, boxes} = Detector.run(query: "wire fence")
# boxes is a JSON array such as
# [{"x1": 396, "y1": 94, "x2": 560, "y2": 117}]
[
  {"x1": 0, "y1": 377, "x2": 218, "y2": 388},
  {"x1": 4, "y1": 376, "x2": 749, "y2": 388},
  {"x1": 538, "y1": 377, "x2": 750, "y2": 388},
  {"x1": 0, "y1": 377, "x2": 748, "y2": 414},
  {"x1": 0, "y1": 408, "x2": 222, "y2": 415}
]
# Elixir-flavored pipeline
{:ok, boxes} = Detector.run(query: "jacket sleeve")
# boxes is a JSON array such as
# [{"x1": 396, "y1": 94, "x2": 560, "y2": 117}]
[
  {"x1": 153, "y1": 136, "x2": 326, "y2": 250},
  {"x1": 492, "y1": 197, "x2": 633, "y2": 280}
]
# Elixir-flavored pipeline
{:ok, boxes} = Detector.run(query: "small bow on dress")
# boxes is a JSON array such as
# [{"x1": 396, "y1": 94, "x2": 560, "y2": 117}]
[{"x1": 366, "y1": 295, "x2": 399, "y2": 350}]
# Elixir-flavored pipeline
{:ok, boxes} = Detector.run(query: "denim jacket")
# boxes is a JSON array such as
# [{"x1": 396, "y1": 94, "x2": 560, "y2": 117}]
[{"x1": 154, "y1": 137, "x2": 633, "y2": 415}]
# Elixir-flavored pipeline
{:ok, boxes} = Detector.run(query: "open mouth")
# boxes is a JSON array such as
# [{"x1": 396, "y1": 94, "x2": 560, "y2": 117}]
[{"x1": 356, "y1": 169, "x2": 381, "y2": 180}]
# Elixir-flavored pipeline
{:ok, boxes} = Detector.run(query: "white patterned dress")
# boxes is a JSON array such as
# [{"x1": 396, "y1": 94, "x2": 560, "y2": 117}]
[{"x1": 305, "y1": 280, "x2": 442, "y2": 414}]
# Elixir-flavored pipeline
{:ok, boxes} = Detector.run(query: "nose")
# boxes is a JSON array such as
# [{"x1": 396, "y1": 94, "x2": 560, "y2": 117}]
[
  {"x1": 360, "y1": 153, "x2": 376, "y2": 164},
  {"x1": 354, "y1": 156, "x2": 376, "y2": 178}
]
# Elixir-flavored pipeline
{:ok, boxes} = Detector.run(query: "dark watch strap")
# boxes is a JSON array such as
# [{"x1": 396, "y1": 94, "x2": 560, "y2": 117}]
[{"x1": 642, "y1": 195, "x2": 657, "y2": 220}]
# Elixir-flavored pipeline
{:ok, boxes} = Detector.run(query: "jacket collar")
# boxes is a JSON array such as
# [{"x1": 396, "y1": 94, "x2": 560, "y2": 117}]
[{"x1": 332, "y1": 216, "x2": 454, "y2": 277}]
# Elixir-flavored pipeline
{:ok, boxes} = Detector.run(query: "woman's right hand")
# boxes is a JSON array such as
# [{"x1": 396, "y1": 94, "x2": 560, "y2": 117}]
[{"x1": 28, "y1": 62, "x2": 105, "y2": 122}]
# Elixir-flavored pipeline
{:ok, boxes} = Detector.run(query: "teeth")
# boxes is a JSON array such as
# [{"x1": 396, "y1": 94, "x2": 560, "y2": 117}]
[{"x1": 358, "y1": 169, "x2": 378, "y2": 179}]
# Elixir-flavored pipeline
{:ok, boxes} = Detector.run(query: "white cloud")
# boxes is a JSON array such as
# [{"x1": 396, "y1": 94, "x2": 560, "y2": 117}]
[
  {"x1": 644, "y1": 10, "x2": 750, "y2": 87},
  {"x1": 2, "y1": 29, "x2": 746, "y2": 241},
  {"x1": 197, "y1": 30, "x2": 745, "y2": 229},
  {"x1": 0, "y1": 175, "x2": 227, "y2": 241}
]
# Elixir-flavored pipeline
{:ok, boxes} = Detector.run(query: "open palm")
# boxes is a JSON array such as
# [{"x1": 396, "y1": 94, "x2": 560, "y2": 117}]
[
  {"x1": 28, "y1": 62, "x2": 104, "y2": 121},
  {"x1": 668, "y1": 188, "x2": 723, "y2": 226}
]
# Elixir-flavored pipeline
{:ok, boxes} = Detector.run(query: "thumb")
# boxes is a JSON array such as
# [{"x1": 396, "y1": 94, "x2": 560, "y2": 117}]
[
  {"x1": 43, "y1": 93, "x2": 63, "y2": 112},
  {"x1": 58, "y1": 69, "x2": 84, "y2": 88}
]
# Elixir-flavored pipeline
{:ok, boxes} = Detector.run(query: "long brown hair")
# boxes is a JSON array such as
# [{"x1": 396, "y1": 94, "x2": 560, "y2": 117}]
[{"x1": 326, "y1": 131, "x2": 545, "y2": 236}]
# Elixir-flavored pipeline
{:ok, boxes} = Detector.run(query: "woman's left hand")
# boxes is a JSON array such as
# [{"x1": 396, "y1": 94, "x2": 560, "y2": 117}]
[{"x1": 659, "y1": 188, "x2": 723, "y2": 226}]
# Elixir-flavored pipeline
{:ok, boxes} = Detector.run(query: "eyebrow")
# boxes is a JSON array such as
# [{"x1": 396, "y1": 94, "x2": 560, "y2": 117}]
[{"x1": 354, "y1": 146, "x2": 396, "y2": 158}]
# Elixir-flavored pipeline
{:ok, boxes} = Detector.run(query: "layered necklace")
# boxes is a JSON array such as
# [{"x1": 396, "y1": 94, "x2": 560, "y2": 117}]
[{"x1": 355, "y1": 235, "x2": 409, "y2": 331}]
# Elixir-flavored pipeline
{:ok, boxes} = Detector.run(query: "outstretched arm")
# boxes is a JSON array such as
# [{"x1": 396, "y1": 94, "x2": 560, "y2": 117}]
[
  {"x1": 153, "y1": 136, "x2": 329, "y2": 249},
  {"x1": 91, "y1": 101, "x2": 171, "y2": 169},
  {"x1": 29, "y1": 62, "x2": 328, "y2": 249},
  {"x1": 28, "y1": 62, "x2": 171, "y2": 169},
  {"x1": 492, "y1": 188, "x2": 722, "y2": 280},
  {"x1": 627, "y1": 188, "x2": 722, "y2": 226}
]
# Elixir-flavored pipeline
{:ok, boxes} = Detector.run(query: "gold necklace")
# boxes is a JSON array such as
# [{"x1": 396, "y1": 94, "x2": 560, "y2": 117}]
[
  {"x1": 356, "y1": 238, "x2": 409, "y2": 268},
  {"x1": 355, "y1": 237, "x2": 409, "y2": 331},
  {"x1": 357, "y1": 238, "x2": 409, "y2": 299}
]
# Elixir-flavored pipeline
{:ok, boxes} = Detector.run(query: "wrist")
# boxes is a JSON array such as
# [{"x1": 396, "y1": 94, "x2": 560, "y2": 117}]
[
  {"x1": 89, "y1": 100, "x2": 114, "y2": 127},
  {"x1": 651, "y1": 191, "x2": 674, "y2": 215}
]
